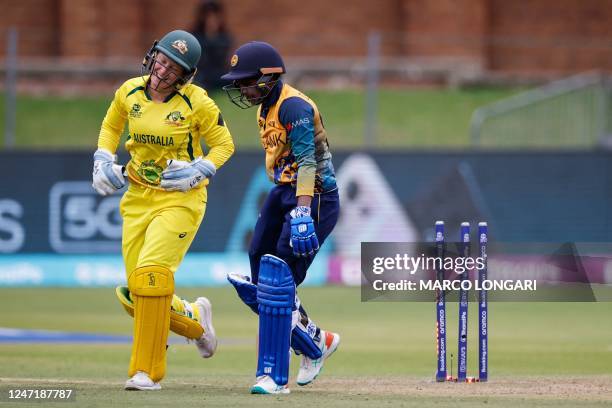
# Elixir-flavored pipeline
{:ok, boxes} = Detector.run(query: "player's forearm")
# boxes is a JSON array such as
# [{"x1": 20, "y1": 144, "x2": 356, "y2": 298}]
[
  {"x1": 205, "y1": 128, "x2": 235, "y2": 169},
  {"x1": 297, "y1": 195, "x2": 312, "y2": 207},
  {"x1": 289, "y1": 117, "x2": 316, "y2": 197},
  {"x1": 296, "y1": 165, "x2": 316, "y2": 197},
  {"x1": 97, "y1": 98, "x2": 126, "y2": 153},
  {"x1": 97, "y1": 121, "x2": 123, "y2": 153}
]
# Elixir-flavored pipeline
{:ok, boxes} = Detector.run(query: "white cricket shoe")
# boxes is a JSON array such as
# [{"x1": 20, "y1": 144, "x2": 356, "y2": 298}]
[
  {"x1": 250, "y1": 375, "x2": 290, "y2": 394},
  {"x1": 124, "y1": 371, "x2": 161, "y2": 391},
  {"x1": 194, "y1": 297, "x2": 217, "y2": 358},
  {"x1": 296, "y1": 330, "x2": 340, "y2": 386}
]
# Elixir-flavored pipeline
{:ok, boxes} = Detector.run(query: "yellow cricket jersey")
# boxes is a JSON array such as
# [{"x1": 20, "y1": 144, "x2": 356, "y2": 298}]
[{"x1": 98, "y1": 76, "x2": 234, "y2": 190}]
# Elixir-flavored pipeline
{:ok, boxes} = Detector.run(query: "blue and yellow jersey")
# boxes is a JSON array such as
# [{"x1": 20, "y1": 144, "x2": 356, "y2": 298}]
[
  {"x1": 97, "y1": 76, "x2": 234, "y2": 190},
  {"x1": 257, "y1": 82, "x2": 336, "y2": 196}
]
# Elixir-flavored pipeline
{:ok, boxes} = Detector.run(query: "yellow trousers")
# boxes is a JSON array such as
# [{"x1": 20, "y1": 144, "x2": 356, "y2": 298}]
[
  {"x1": 120, "y1": 183, "x2": 207, "y2": 382},
  {"x1": 120, "y1": 183, "x2": 207, "y2": 273}
]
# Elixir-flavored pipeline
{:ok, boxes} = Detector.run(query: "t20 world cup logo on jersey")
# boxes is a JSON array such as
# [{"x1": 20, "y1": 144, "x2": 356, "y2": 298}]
[{"x1": 129, "y1": 103, "x2": 142, "y2": 118}]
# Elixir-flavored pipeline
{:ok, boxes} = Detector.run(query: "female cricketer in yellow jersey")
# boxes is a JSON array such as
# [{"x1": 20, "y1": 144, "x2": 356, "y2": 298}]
[
  {"x1": 91, "y1": 30, "x2": 235, "y2": 391},
  {"x1": 222, "y1": 42, "x2": 340, "y2": 394}
]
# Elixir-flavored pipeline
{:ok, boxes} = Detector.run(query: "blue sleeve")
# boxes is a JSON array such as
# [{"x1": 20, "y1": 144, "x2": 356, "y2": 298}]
[
  {"x1": 279, "y1": 97, "x2": 317, "y2": 196},
  {"x1": 279, "y1": 97, "x2": 315, "y2": 164}
]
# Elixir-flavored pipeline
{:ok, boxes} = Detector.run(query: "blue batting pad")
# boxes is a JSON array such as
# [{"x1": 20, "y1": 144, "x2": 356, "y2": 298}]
[
  {"x1": 227, "y1": 273, "x2": 259, "y2": 313},
  {"x1": 227, "y1": 272, "x2": 322, "y2": 359},
  {"x1": 256, "y1": 255, "x2": 295, "y2": 386},
  {"x1": 291, "y1": 323, "x2": 322, "y2": 359}
]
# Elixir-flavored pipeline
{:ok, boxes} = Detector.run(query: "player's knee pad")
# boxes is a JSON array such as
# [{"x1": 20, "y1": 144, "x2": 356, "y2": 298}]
[
  {"x1": 227, "y1": 273, "x2": 259, "y2": 314},
  {"x1": 127, "y1": 265, "x2": 174, "y2": 382},
  {"x1": 128, "y1": 264, "x2": 174, "y2": 297},
  {"x1": 256, "y1": 255, "x2": 295, "y2": 386},
  {"x1": 115, "y1": 286, "x2": 203, "y2": 340}
]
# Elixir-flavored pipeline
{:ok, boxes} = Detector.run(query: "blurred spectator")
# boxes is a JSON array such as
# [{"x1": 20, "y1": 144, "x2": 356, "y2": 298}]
[{"x1": 191, "y1": 0, "x2": 233, "y2": 92}]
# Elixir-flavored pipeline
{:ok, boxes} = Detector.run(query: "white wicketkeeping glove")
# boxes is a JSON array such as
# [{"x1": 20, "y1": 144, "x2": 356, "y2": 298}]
[
  {"x1": 160, "y1": 157, "x2": 216, "y2": 192},
  {"x1": 92, "y1": 149, "x2": 126, "y2": 196}
]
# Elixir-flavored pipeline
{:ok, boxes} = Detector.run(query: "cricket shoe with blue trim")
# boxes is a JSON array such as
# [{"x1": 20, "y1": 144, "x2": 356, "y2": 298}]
[
  {"x1": 124, "y1": 371, "x2": 161, "y2": 391},
  {"x1": 250, "y1": 375, "x2": 290, "y2": 394},
  {"x1": 194, "y1": 297, "x2": 217, "y2": 358},
  {"x1": 297, "y1": 330, "x2": 340, "y2": 386}
]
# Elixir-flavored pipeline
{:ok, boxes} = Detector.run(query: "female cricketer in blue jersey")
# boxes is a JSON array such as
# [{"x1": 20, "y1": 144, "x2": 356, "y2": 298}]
[
  {"x1": 92, "y1": 30, "x2": 234, "y2": 391},
  {"x1": 221, "y1": 41, "x2": 340, "y2": 394}
]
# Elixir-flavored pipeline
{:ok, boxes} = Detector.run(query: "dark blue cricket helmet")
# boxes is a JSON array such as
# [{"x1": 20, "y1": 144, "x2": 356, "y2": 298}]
[
  {"x1": 221, "y1": 41, "x2": 285, "y2": 81},
  {"x1": 221, "y1": 41, "x2": 286, "y2": 108}
]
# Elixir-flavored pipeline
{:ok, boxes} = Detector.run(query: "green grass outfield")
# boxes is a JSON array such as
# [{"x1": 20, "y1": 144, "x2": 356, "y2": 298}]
[
  {"x1": 0, "y1": 87, "x2": 521, "y2": 150},
  {"x1": 0, "y1": 287, "x2": 610, "y2": 407}
]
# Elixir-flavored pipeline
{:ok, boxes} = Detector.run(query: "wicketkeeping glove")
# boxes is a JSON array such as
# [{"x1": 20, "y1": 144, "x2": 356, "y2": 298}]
[
  {"x1": 92, "y1": 149, "x2": 126, "y2": 196},
  {"x1": 160, "y1": 157, "x2": 216, "y2": 192},
  {"x1": 289, "y1": 206, "x2": 319, "y2": 257}
]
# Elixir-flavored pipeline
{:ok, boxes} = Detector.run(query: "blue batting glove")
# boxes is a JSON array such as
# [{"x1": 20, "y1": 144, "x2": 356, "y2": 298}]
[
  {"x1": 160, "y1": 157, "x2": 216, "y2": 192},
  {"x1": 289, "y1": 206, "x2": 319, "y2": 257}
]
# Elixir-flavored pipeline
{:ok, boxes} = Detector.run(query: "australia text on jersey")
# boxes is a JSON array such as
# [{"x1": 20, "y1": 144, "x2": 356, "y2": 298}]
[{"x1": 131, "y1": 134, "x2": 175, "y2": 146}]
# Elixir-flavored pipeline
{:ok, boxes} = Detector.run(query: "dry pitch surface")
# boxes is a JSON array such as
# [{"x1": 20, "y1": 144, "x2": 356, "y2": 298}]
[{"x1": 1, "y1": 375, "x2": 611, "y2": 407}]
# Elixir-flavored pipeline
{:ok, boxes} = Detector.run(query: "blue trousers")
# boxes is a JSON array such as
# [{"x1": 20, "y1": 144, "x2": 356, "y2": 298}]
[{"x1": 249, "y1": 185, "x2": 340, "y2": 286}]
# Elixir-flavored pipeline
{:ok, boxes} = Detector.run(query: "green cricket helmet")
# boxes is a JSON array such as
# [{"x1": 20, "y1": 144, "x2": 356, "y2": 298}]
[{"x1": 143, "y1": 30, "x2": 202, "y2": 88}]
